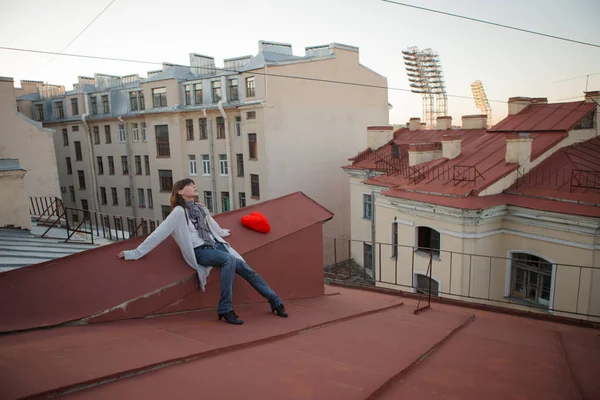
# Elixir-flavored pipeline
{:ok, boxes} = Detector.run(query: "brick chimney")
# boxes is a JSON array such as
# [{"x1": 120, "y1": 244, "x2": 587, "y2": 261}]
[
  {"x1": 436, "y1": 116, "x2": 452, "y2": 130},
  {"x1": 508, "y1": 97, "x2": 548, "y2": 115},
  {"x1": 408, "y1": 117, "x2": 421, "y2": 131},
  {"x1": 505, "y1": 133, "x2": 533, "y2": 164},
  {"x1": 408, "y1": 142, "x2": 442, "y2": 166},
  {"x1": 462, "y1": 114, "x2": 488, "y2": 130},
  {"x1": 367, "y1": 126, "x2": 394, "y2": 150},
  {"x1": 584, "y1": 90, "x2": 599, "y2": 104},
  {"x1": 442, "y1": 134, "x2": 461, "y2": 160}
]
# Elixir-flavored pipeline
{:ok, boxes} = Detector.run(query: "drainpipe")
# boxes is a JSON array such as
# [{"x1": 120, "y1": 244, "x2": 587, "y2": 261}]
[
  {"x1": 118, "y1": 116, "x2": 137, "y2": 221},
  {"x1": 205, "y1": 108, "x2": 217, "y2": 213},
  {"x1": 81, "y1": 96, "x2": 99, "y2": 213},
  {"x1": 217, "y1": 100, "x2": 234, "y2": 211}
]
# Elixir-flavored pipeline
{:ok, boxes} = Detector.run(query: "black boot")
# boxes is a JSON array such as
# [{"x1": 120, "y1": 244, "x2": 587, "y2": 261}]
[
  {"x1": 271, "y1": 303, "x2": 288, "y2": 318},
  {"x1": 218, "y1": 310, "x2": 244, "y2": 325}
]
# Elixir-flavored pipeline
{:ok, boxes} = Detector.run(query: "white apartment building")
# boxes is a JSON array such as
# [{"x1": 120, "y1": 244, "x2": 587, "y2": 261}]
[{"x1": 17, "y1": 41, "x2": 389, "y2": 246}]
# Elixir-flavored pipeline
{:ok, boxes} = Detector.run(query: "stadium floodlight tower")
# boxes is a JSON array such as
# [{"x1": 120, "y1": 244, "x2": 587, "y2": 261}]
[
  {"x1": 402, "y1": 46, "x2": 448, "y2": 128},
  {"x1": 470, "y1": 80, "x2": 492, "y2": 127}
]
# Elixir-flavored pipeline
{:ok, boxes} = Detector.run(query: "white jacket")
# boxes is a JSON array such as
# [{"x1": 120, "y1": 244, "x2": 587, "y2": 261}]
[{"x1": 123, "y1": 205, "x2": 244, "y2": 291}]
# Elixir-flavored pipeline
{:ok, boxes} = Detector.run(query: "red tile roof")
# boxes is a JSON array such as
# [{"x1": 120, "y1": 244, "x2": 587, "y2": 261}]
[{"x1": 490, "y1": 101, "x2": 595, "y2": 132}]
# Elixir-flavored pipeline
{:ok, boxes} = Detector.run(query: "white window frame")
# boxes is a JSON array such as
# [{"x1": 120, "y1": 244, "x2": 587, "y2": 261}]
[
  {"x1": 219, "y1": 154, "x2": 228, "y2": 176},
  {"x1": 188, "y1": 155, "x2": 197, "y2": 176},
  {"x1": 235, "y1": 116, "x2": 242, "y2": 138},
  {"x1": 504, "y1": 250, "x2": 556, "y2": 310},
  {"x1": 119, "y1": 124, "x2": 126, "y2": 143},
  {"x1": 362, "y1": 193, "x2": 373, "y2": 220},
  {"x1": 132, "y1": 123, "x2": 139, "y2": 142},
  {"x1": 201, "y1": 154, "x2": 210, "y2": 176},
  {"x1": 141, "y1": 122, "x2": 147, "y2": 142}
]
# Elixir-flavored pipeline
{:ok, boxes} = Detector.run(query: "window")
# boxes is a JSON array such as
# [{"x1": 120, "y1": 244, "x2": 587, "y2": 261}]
[
  {"x1": 195, "y1": 83, "x2": 202, "y2": 104},
  {"x1": 62, "y1": 129, "x2": 69, "y2": 146},
  {"x1": 69, "y1": 186, "x2": 75, "y2": 202},
  {"x1": 144, "y1": 155, "x2": 150, "y2": 175},
  {"x1": 71, "y1": 98, "x2": 79, "y2": 115},
  {"x1": 93, "y1": 126, "x2": 100, "y2": 144},
  {"x1": 124, "y1": 188, "x2": 132, "y2": 206},
  {"x1": 142, "y1": 220, "x2": 149, "y2": 235},
  {"x1": 392, "y1": 144, "x2": 401, "y2": 159},
  {"x1": 78, "y1": 170, "x2": 86, "y2": 189},
  {"x1": 73, "y1": 213, "x2": 80, "y2": 224},
  {"x1": 201, "y1": 154, "x2": 210, "y2": 175},
  {"x1": 155, "y1": 125, "x2": 170, "y2": 157},
  {"x1": 97, "y1": 156, "x2": 104, "y2": 175},
  {"x1": 119, "y1": 124, "x2": 126, "y2": 143},
  {"x1": 66, "y1": 157, "x2": 72, "y2": 175},
  {"x1": 363, "y1": 194, "x2": 373, "y2": 220},
  {"x1": 104, "y1": 125, "x2": 111, "y2": 143},
  {"x1": 510, "y1": 253, "x2": 553, "y2": 307},
  {"x1": 108, "y1": 156, "x2": 115, "y2": 175},
  {"x1": 391, "y1": 222, "x2": 399, "y2": 258},
  {"x1": 81, "y1": 199, "x2": 89, "y2": 219},
  {"x1": 221, "y1": 192, "x2": 230, "y2": 212},
  {"x1": 147, "y1": 189, "x2": 153, "y2": 208},
  {"x1": 129, "y1": 91, "x2": 138, "y2": 111},
  {"x1": 138, "y1": 188, "x2": 145, "y2": 207},
  {"x1": 184, "y1": 85, "x2": 192, "y2": 105},
  {"x1": 152, "y1": 87, "x2": 167, "y2": 107},
  {"x1": 239, "y1": 192, "x2": 246, "y2": 208},
  {"x1": 150, "y1": 220, "x2": 156, "y2": 232},
  {"x1": 35, "y1": 104, "x2": 44, "y2": 120},
  {"x1": 236, "y1": 153, "x2": 244, "y2": 177},
  {"x1": 250, "y1": 174, "x2": 260, "y2": 198},
  {"x1": 74, "y1": 141, "x2": 83, "y2": 161},
  {"x1": 212, "y1": 81, "x2": 221, "y2": 102},
  {"x1": 55, "y1": 101, "x2": 64, "y2": 119},
  {"x1": 132, "y1": 123, "x2": 139, "y2": 142},
  {"x1": 121, "y1": 156, "x2": 129, "y2": 174},
  {"x1": 204, "y1": 191, "x2": 213, "y2": 212},
  {"x1": 135, "y1": 155, "x2": 142, "y2": 175},
  {"x1": 90, "y1": 96, "x2": 98, "y2": 115},
  {"x1": 186, "y1": 119, "x2": 194, "y2": 140},
  {"x1": 100, "y1": 187, "x2": 107, "y2": 205},
  {"x1": 415, "y1": 274, "x2": 439, "y2": 296},
  {"x1": 159, "y1": 170, "x2": 173, "y2": 192},
  {"x1": 248, "y1": 133, "x2": 257, "y2": 159},
  {"x1": 416, "y1": 227, "x2": 441, "y2": 258},
  {"x1": 216, "y1": 117, "x2": 225, "y2": 139},
  {"x1": 72, "y1": 125, "x2": 79, "y2": 132},
  {"x1": 363, "y1": 243, "x2": 373, "y2": 273},
  {"x1": 199, "y1": 118, "x2": 207, "y2": 139},
  {"x1": 111, "y1": 187, "x2": 118, "y2": 205},
  {"x1": 574, "y1": 110, "x2": 594, "y2": 130},
  {"x1": 141, "y1": 122, "x2": 147, "y2": 141},
  {"x1": 102, "y1": 95, "x2": 109, "y2": 113},
  {"x1": 219, "y1": 154, "x2": 228, "y2": 176},
  {"x1": 139, "y1": 92, "x2": 145, "y2": 110},
  {"x1": 161, "y1": 205, "x2": 171, "y2": 220},
  {"x1": 188, "y1": 155, "x2": 197, "y2": 176},
  {"x1": 246, "y1": 111, "x2": 256, "y2": 119},
  {"x1": 235, "y1": 116, "x2": 241, "y2": 138},
  {"x1": 246, "y1": 77, "x2": 255, "y2": 97},
  {"x1": 228, "y1": 78, "x2": 238, "y2": 101}
]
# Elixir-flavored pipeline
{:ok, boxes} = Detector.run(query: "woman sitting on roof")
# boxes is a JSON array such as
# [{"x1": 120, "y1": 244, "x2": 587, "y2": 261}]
[{"x1": 117, "y1": 178, "x2": 288, "y2": 325}]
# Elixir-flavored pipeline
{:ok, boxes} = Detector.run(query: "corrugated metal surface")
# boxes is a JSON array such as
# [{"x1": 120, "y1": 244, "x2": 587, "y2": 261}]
[{"x1": 490, "y1": 101, "x2": 596, "y2": 132}]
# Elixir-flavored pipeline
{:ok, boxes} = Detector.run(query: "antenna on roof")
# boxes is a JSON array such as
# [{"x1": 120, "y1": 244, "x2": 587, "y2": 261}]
[{"x1": 470, "y1": 80, "x2": 492, "y2": 127}]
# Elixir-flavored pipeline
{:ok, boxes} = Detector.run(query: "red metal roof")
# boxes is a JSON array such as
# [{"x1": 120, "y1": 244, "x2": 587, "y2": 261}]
[{"x1": 490, "y1": 101, "x2": 595, "y2": 132}]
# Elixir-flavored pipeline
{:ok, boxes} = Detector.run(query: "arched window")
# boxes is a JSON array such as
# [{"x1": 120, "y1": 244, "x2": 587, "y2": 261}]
[
  {"x1": 415, "y1": 273, "x2": 439, "y2": 296},
  {"x1": 510, "y1": 253, "x2": 552, "y2": 307},
  {"x1": 416, "y1": 227, "x2": 440, "y2": 257}
]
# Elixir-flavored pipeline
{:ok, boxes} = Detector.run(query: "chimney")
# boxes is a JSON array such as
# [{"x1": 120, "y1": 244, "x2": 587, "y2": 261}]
[
  {"x1": 408, "y1": 117, "x2": 420, "y2": 131},
  {"x1": 442, "y1": 134, "x2": 462, "y2": 160},
  {"x1": 508, "y1": 97, "x2": 548, "y2": 115},
  {"x1": 462, "y1": 114, "x2": 488, "y2": 130},
  {"x1": 419, "y1": 122, "x2": 427, "y2": 130},
  {"x1": 407, "y1": 142, "x2": 442, "y2": 166},
  {"x1": 505, "y1": 133, "x2": 533, "y2": 164},
  {"x1": 436, "y1": 116, "x2": 452, "y2": 130},
  {"x1": 367, "y1": 126, "x2": 394, "y2": 150},
  {"x1": 584, "y1": 90, "x2": 599, "y2": 104},
  {"x1": 19, "y1": 80, "x2": 43, "y2": 95}
]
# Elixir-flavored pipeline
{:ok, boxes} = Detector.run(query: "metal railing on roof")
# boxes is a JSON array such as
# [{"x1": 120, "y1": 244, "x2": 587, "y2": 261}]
[{"x1": 515, "y1": 167, "x2": 600, "y2": 192}]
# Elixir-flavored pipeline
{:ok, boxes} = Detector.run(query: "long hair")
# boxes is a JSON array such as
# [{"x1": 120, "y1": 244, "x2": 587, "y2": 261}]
[{"x1": 170, "y1": 178, "x2": 195, "y2": 210}]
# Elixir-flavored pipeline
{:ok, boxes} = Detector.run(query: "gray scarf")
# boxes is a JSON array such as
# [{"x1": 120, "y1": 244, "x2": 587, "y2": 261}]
[{"x1": 185, "y1": 200, "x2": 216, "y2": 248}]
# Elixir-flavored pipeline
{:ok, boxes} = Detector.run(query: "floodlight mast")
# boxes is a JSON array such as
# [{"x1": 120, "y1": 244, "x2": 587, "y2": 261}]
[
  {"x1": 470, "y1": 80, "x2": 492, "y2": 127},
  {"x1": 402, "y1": 46, "x2": 448, "y2": 128}
]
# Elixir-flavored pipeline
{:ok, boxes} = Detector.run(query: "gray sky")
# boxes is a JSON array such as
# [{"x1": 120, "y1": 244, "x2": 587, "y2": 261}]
[{"x1": 1, "y1": 0, "x2": 599, "y2": 125}]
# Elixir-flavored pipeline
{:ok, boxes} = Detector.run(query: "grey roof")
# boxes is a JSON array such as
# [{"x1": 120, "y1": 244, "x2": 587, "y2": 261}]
[
  {"x1": 17, "y1": 92, "x2": 40, "y2": 101},
  {"x1": 143, "y1": 66, "x2": 195, "y2": 83},
  {"x1": 65, "y1": 84, "x2": 97, "y2": 95},
  {"x1": 241, "y1": 51, "x2": 314, "y2": 71}
]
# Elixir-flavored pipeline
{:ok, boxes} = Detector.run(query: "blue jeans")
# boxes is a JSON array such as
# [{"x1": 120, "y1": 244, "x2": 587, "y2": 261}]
[{"x1": 194, "y1": 242, "x2": 282, "y2": 314}]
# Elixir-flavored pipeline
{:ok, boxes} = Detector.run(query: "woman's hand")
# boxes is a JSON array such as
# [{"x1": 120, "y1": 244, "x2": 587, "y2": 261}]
[{"x1": 117, "y1": 251, "x2": 125, "y2": 259}]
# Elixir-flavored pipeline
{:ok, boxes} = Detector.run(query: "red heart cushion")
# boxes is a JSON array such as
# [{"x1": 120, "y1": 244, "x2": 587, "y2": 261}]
[{"x1": 241, "y1": 212, "x2": 271, "y2": 233}]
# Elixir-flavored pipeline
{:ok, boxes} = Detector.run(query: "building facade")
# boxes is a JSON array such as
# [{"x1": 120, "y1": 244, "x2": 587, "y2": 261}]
[
  {"x1": 344, "y1": 93, "x2": 600, "y2": 321},
  {"x1": 19, "y1": 41, "x2": 389, "y2": 245}
]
